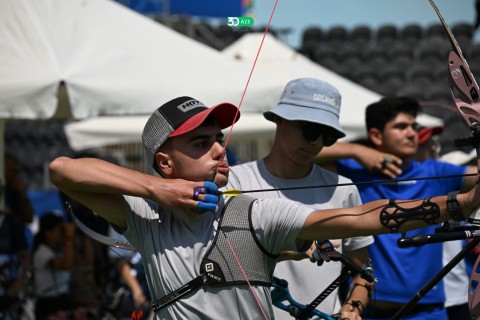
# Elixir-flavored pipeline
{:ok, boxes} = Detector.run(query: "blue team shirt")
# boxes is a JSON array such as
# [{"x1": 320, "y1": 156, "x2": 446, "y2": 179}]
[{"x1": 338, "y1": 158, "x2": 467, "y2": 304}]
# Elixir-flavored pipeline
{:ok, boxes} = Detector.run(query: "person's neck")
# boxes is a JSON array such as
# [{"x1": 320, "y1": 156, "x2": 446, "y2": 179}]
[{"x1": 263, "y1": 152, "x2": 313, "y2": 179}]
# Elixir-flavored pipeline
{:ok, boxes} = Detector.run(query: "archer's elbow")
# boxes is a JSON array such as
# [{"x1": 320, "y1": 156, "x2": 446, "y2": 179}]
[{"x1": 49, "y1": 156, "x2": 74, "y2": 188}]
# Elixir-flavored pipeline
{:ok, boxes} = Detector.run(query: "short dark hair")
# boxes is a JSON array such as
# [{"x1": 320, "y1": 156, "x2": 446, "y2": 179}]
[{"x1": 365, "y1": 96, "x2": 421, "y2": 132}]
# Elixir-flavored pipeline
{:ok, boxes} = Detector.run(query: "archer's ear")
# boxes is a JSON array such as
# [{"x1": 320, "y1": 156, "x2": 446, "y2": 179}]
[
  {"x1": 368, "y1": 127, "x2": 383, "y2": 147},
  {"x1": 155, "y1": 151, "x2": 172, "y2": 177}
]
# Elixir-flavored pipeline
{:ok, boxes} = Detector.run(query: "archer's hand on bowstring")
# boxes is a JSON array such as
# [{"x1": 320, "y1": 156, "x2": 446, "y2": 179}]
[{"x1": 151, "y1": 179, "x2": 220, "y2": 218}]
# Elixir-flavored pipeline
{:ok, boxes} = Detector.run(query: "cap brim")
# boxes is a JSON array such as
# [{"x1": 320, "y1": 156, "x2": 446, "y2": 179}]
[
  {"x1": 169, "y1": 102, "x2": 240, "y2": 137},
  {"x1": 263, "y1": 103, "x2": 346, "y2": 140}
]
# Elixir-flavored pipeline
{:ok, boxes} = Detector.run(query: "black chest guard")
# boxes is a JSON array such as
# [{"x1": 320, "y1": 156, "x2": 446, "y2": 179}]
[
  {"x1": 152, "y1": 194, "x2": 279, "y2": 312},
  {"x1": 201, "y1": 194, "x2": 278, "y2": 286}
]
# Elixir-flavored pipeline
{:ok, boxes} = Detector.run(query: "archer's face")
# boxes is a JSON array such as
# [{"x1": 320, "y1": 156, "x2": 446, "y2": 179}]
[
  {"x1": 158, "y1": 124, "x2": 229, "y2": 187},
  {"x1": 374, "y1": 112, "x2": 418, "y2": 158}
]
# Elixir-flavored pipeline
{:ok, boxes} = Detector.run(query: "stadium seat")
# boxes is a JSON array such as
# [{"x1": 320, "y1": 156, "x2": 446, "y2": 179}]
[
  {"x1": 424, "y1": 24, "x2": 450, "y2": 51},
  {"x1": 466, "y1": 43, "x2": 480, "y2": 65},
  {"x1": 424, "y1": 85, "x2": 453, "y2": 105},
  {"x1": 350, "y1": 25, "x2": 372, "y2": 50},
  {"x1": 375, "y1": 25, "x2": 398, "y2": 49},
  {"x1": 312, "y1": 46, "x2": 341, "y2": 69},
  {"x1": 325, "y1": 26, "x2": 348, "y2": 49},
  {"x1": 397, "y1": 83, "x2": 427, "y2": 101},
  {"x1": 339, "y1": 46, "x2": 365, "y2": 70},
  {"x1": 406, "y1": 63, "x2": 436, "y2": 87},
  {"x1": 6, "y1": 120, "x2": 74, "y2": 191},
  {"x1": 302, "y1": 26, "x2": 323, "y2": 46},
  {"x1": 353, "y1": 66, "x2": 381, "y2": 92},
  {"x1": 452, "y1": 23, "x2": 474, "y2": 50},
  {"x1": 362, "y1": 46, "x2": 389, "y2": 69},
  {"x1": 399, "y1": 24, "x2": 423, "y2": 47},
  {"x1": 417, "y1": 46, "x2": 447, "y2": 69},
  {"x1": 298, "y1": 40, "x2": 320, "y2": 61},
  {"x1": 390, "y1": 44, "x2": 415, "y2": 69}
]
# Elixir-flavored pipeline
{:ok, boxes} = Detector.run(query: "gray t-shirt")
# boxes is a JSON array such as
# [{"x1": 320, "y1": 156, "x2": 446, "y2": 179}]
[
  {"x1": 227, "y1": 160, "x2": 373, "y2": 318},
  {"x1": 123, "y1": 194, "x2": 313, "y2": 319}
]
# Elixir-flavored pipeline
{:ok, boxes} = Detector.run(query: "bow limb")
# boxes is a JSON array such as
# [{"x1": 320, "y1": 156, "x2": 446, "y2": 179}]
[
  {"x1": 429, "y1": 0, "x2": 480, "y2": 219},
  {"x1": 66, "y1": 202, "x2": 136, "y2": 251},
  {"x1": 428, "y1": 1, "x2": 480, "y2": 318}
]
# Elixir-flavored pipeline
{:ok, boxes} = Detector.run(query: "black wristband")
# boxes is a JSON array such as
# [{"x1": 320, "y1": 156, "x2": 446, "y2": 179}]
[{"x1": 447, "y1": 191, "x2": 463, "y2": 221}]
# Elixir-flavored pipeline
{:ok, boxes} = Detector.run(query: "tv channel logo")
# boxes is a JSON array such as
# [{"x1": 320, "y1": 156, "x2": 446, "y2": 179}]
[{"x1": 227, "y1": 16, "x2": 254, "y2": 28}]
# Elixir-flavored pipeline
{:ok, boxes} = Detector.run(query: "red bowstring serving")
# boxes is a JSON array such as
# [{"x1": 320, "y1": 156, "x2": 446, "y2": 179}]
[{"x1": 216, "y1": 1, "x2": 280, "y2": 319}]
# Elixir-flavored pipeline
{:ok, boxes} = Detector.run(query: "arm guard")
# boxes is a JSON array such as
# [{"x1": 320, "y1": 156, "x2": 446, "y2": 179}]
[{"x1": 380, "y1": 198, "x2": 440, "y2": 233}]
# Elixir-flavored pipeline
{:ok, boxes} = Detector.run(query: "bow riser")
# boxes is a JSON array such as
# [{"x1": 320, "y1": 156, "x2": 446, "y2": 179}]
[
  {"x1": 429, "y1": 0, "x2": 480, "y2": 316},
  {"x1": 447, "y1": 51, "x2": 480, "y2": 225},
  {"x1": 448, "y1": 51, "x2": 480, "y2": 127}
]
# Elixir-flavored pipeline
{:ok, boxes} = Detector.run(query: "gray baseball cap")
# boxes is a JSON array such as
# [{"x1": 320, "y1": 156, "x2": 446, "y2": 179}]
[
  {"x1": 142, "y1": 96, "x2": 239, "y2": 172},
  {"x1": 264, "y1": 78, "x2": 346, "y2": 144}
]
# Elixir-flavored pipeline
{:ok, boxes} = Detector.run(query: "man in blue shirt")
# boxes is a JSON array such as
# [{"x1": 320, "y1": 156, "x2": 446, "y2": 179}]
[{"x1": 316, "y1": 96, "x2": 477, "y2": 319}]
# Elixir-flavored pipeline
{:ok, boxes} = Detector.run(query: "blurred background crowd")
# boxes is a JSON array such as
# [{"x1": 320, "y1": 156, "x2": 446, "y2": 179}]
[{"x1": 2, "y1": 0, "x2": 480, "y2": 319}]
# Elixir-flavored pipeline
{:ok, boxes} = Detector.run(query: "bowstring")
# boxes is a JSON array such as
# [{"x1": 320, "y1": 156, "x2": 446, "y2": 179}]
[{"x1": 209, "y1": 1, "x2": 280, "y2": 319}]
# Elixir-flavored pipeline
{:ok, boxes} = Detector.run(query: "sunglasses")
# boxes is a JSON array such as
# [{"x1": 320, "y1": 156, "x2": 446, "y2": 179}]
[
  {"x1": 300, "y1": 122, "x2": 337, "y2": 146},
  {"x1": 301, "y1": 122, "x2": 323, "y2": 142}
]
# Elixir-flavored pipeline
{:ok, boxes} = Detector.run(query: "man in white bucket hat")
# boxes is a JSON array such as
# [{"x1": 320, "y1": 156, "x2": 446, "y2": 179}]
[{"x1": 228, "y1": 78, "x2": 374, "y2": 320}]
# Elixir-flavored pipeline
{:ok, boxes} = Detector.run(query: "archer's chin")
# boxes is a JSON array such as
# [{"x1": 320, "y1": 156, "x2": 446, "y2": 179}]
[{"x1": 214, "y1": 174, "x2": 228, "y2": 189}]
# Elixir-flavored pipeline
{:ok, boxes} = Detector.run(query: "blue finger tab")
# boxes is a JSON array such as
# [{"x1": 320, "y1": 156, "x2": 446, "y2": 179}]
[
  {"x1": 203, "y1": 181, "x2": 219, "y2": 194},
  {"x1": 197, "y1": 201, "x2": 217, "y2": 212},
  {"x1": 204, "y1": 194, "x2": 219, "y2": 203}
]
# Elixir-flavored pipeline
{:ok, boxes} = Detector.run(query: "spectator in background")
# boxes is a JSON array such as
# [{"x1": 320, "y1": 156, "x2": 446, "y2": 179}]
[
  {"x1": 102, "y1": 227, "x2": 151, "y2": 319},
  {"x1": 59, "y1": 150, "x2": 117, "y2": 294},
  {"x1": 4, "y1": 152, "x2": 34, "y2": 224},
  {"x1": 414, "y1": 125, "x2": 443, "y2": 161},
  {"x1": 0, "y1": 178, "x2": 31, "y2": 319},
  {"x1": 228, "y1": 78, "x2": 374, "y2": 319},
  {"x1": 33, "y1": 212, "x2": 75, "y2": 320},
  {"x1": 315, "y1": 96, "x2": 477, "y2": 319},
  {"x1": 69, "y1": 227, "x2": 102, "y2": 319}
]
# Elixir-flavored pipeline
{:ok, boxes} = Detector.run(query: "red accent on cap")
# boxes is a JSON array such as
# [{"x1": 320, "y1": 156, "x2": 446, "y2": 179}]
[
  {"x1": 169, "y1": 102, "x2": 240, "y2": 137},
  {"x1": 418, "y1": 126, "x2": 443, "y2": 145}
]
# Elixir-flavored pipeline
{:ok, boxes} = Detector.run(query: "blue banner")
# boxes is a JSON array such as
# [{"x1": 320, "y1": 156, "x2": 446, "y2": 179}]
[{"x1": 117, "y1": 0, "x2": 246, "y2": 18}]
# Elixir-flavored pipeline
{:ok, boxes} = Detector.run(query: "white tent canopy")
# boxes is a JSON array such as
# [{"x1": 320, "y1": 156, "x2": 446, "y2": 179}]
[
  {"x1": 64, "y1": 32, "x2": 384, "y2": 150},
  {"x1": 222, "y1": 33, "x2": 383, "y2": 140},
  {"x1": 0, "y1": 0, "x2": 277, "y2": 120},
  {"x1": 65, "y1": 32, "x2": 443, "y2": 151}
]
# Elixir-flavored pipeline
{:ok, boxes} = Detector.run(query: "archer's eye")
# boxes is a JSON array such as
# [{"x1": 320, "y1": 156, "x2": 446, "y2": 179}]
[{"x1": 195, "y1": 140, "x2": 210, "y2": 148}]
